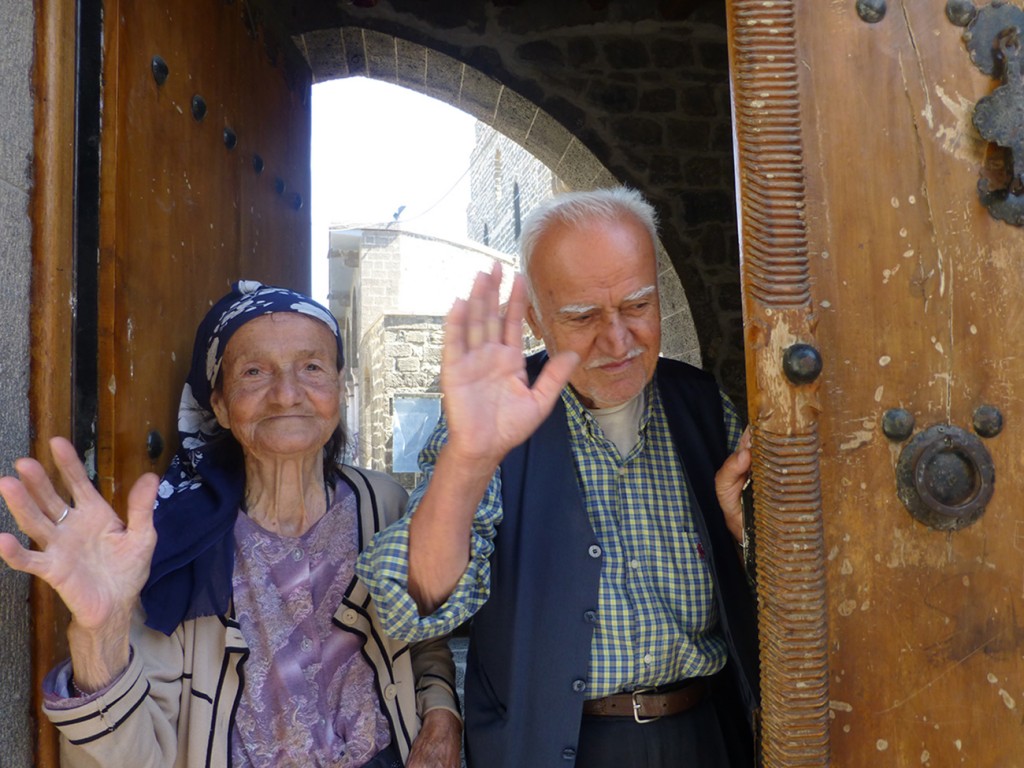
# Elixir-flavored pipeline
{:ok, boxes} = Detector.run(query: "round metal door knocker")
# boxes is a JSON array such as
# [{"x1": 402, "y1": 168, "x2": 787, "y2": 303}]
[{"x1": 896, "y1": 424, "x2": 994, "y2": 531}]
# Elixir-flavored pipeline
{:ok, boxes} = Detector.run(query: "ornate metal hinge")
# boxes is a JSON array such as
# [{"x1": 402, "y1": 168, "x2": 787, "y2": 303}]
[{"x1": 958, "y1": 1, "x2": 1024, "y2": 224}]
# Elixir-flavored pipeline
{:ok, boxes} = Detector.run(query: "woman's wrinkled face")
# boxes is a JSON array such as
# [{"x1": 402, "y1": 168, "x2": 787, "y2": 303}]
[{"x1": 210, "y1": 313, "x2": 342, "y2": 463}]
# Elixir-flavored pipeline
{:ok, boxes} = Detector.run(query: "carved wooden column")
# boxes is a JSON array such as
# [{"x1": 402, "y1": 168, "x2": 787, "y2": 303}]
[{"x1": 726, "y1": 2, "x2": 831, "y2": 765}]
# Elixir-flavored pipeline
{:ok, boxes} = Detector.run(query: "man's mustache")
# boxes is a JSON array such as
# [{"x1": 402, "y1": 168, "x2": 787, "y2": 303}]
[{"x1": 584, "y1": 347, "x2": 645, "y2": 370}]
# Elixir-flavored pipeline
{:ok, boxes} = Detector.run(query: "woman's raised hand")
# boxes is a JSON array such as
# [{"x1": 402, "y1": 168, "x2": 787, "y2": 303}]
[
  {"x1": 440, "y1": 263, "x2": 578, "y2": 465},
  {"x1": 0, "y1": 437, "x2": 159, "y2": 634}
]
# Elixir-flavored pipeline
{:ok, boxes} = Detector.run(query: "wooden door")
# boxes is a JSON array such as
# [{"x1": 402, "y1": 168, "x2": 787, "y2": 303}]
[
  {"x1": 729, "y1": 1, "x2": 1024, "y2": 766},
  {"x1": 32, "y1": 1, "x2": 312, "y2": 763},
  {"x1": 97, "y1": 0, "x2": 313, "y2": 508}
]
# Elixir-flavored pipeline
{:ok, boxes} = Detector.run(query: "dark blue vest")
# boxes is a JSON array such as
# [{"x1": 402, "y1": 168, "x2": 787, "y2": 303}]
[{"x1": 462, "y1": 354, "x2": 760, "y2": 768}]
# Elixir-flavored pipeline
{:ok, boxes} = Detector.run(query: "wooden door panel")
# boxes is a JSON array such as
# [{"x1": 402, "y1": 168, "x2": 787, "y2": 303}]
[
  {"x1": 804, "y1": 7, "x2": 1024, "y2": 766},
  {"x1": 34, "y1": 0, "x2": 314, "y2": 761},
  {"x1": 731, "y1": 1, "x2": 1024, "y2": 765},
  {"x1": 98, "y1": 0, "x2": 311, "y2": 509}
]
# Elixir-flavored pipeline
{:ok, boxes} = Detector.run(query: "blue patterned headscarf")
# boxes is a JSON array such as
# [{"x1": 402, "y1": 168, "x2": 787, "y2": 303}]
[{"x1": 141, "y1": 280, "x2": 344, "y2": 635}]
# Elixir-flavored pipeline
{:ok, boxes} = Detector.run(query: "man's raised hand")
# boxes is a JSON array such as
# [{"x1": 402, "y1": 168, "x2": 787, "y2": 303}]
[{"x1": 440, "y1": 263, "x2": 577, "y2": 466}]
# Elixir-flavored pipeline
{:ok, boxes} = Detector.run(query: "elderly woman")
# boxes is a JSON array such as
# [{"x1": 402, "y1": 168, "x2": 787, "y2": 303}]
[{"x1": 0, "y1": 282, "x2": 461, "y2": 767}]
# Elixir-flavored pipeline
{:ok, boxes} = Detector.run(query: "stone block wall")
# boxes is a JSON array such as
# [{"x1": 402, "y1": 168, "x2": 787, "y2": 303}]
[
  {"x1": 336, "y1": 229, "x2": 515, "y2": 485},
  {"x1": 359, "y1": 315, "x2": 445, "y2": 489},
  {"x1": 467, "y1": 123, "x2": 561, "y2": 256},
  {"x1": 356, "y1": 229, "x2": 403, "y2": 345},
  {"x1": 332, "y1": 227, "x2": 515, "y2": 353}
]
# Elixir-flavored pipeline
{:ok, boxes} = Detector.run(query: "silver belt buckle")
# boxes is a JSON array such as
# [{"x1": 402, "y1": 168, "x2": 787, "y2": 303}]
[{"x1": 631, "y1": 686, "x2": 661, "y2": 724}]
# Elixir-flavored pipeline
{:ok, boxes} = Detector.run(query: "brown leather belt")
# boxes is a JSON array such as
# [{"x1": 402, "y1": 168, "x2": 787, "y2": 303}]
[{"x1": 582, "y1": 678, "x2": 708, "y2": 723}]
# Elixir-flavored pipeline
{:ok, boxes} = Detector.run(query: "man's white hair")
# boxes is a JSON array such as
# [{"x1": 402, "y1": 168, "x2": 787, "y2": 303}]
[{"x1": 519, "y1": 187, "x2": 659, "y2": 309}]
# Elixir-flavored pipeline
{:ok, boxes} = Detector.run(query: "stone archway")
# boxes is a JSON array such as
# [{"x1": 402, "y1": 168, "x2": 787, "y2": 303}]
[{"x1": 296, "y1": 28, "x2": 702, "y2": 364}]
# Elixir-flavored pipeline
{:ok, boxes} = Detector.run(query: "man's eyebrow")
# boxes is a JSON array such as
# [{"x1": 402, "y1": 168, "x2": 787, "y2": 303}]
[
  {"x1": 555, "y1": 285, "x2": 656, "y2": 317},
  {"x1": 556, "y1": 302, "x2": 599, "y2": 316},
  {"x1": 624, "y1": 285, "x2": 657, "y2": 302}
]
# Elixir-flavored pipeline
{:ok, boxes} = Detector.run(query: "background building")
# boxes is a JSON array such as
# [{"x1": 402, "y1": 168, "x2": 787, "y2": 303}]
[
  {"x1": 466, "y1": 122, "x2": 568, "y2": 254},
  {"x1": 327, "y1": 225, "x2": 515, "y2": 487},
  {"x1": 327, "y1": 121, "x2": 556, "y2": 487}
]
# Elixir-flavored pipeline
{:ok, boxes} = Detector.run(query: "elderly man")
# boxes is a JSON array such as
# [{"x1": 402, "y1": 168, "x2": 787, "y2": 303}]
[{"x1": 358, "y1": 187, "x2": 759, "y2": 767}]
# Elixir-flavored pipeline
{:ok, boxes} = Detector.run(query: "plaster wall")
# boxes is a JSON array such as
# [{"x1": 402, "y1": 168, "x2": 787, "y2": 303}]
[{"x1": 0, "y1": 0, "x2": 38, "y2": 763}]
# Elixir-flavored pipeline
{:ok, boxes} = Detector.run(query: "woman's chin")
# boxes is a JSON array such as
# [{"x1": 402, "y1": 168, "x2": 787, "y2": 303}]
[{"x1": 241, "y1": 425, "x2": 333, "y2": 463}]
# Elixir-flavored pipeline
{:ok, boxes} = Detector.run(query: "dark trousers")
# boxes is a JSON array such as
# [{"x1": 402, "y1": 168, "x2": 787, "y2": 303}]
[{"x1": 575, "y1": 685, "x2": 754, "y2": 768}]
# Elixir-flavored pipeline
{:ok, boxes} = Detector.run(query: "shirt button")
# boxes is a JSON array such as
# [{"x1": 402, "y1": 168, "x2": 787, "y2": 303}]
[
  {"x1": 562, "y1": 748, "x2": 577, "y2": 761},
  {"x1": 583, "y1": 610, "x2": 597, "y2": 624},
  {"x1": 341, "y1": 609, "x2": 358, "y2": 625},
  {"x1": 572, "y1": 679, "x2": 587, "y2": 693},
  {"x1": 292, "y1": 548, "x2": 304, "y2": 561},
  {"x1": 588, "y1": 544, "x2": 602, "y2": 559},
  {"x1": 384, "y1": 684, "x2": 398, "y2": 701},
  {"x1": 301, "y1": 638, "x2": 313, "y2": 652},
  {"x1": 643, "y1": 653, "x2": 654, "y2": 665},
  {"x1": 629, "y1": 558, "x2": 641, "y2": 570}
]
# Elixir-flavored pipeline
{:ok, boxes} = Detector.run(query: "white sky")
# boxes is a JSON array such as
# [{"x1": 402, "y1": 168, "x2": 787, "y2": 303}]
[{"x1": 309, "y1": 77, "x2": 478, "y2": 304}]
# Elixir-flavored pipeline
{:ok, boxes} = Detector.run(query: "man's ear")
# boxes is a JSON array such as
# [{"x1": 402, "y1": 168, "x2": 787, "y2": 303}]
[
  {"x1": 526, "y1": 303, "x2": 544, "y2": 341},
  {"x1": 210, "y1": 389, "x2": 231, "y2": 430}
]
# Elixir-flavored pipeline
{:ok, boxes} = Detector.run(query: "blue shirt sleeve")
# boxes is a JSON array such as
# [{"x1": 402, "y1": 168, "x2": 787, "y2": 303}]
[
  {"x1": 355, "y1": 414, "x2": 505, "y2": 642},
  {"x1": 720, "y1": 390, "x2": 745, "y2": 453}
]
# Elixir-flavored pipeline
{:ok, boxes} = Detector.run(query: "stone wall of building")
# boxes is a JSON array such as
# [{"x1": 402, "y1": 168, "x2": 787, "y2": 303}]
[
  {"x1": 330, "y1": 228, "x2": 515, "y2": 350},
  {"x1": 358, "y1": 315, "x2": 444, "y2": 489},
  {"x1": 466, "y1": 123, "x2": 561, "y2": 257},
  {"x1": 354, "y1": 229, "x2": 403, "y2": 351},
  {"x1": 332, "y1": 228, "x2": 514, "y2": 484}
]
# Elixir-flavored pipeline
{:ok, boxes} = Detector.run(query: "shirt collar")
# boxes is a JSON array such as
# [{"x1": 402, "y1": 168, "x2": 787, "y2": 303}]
[{"x1": 561, "y1": 379, "x2": 658, "y2": 446}]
